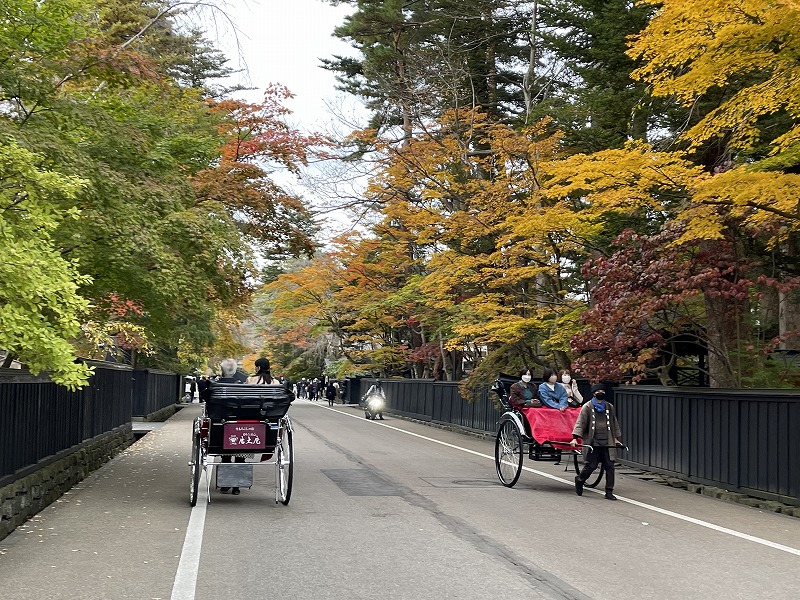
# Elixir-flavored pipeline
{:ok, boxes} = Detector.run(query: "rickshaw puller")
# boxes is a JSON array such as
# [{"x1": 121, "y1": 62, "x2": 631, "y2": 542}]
[{"x1": 570, "y1": 384, "x2": 622, "y2": 501}]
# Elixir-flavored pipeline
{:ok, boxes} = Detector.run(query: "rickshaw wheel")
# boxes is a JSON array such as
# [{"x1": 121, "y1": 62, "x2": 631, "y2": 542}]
[
  {"x1": 495, "y1": 420, "x2": 523, "y2": 487},
  {"x1": 276, "y1": 425, "x2": 293, "y2": 505},
  {"x1": 189, "y1": 430, "x2": 203, "y2": 507},
  {"x1": 584, "y1": 462, "x2": 605, "y2": 488}
]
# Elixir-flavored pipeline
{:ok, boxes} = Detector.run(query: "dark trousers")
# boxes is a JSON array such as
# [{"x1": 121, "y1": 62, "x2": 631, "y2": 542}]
[{"x1": 578, "y1": 446, "x2": 615, "y2": 491}]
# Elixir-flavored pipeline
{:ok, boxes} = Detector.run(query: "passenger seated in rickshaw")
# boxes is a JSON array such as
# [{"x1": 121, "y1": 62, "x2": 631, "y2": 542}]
[
  {"x1": 216, "y1": 358, "x2": 244, "y2": 495},
  {"x1": 247, "y1": 357, "x2": 275, "y2": 384},
  {"x1": 538, "y1": 368, "x2": 568, "y2": 412},
  {"x1": 508, "y1": 368, "x2": 542, "y2": 409}
]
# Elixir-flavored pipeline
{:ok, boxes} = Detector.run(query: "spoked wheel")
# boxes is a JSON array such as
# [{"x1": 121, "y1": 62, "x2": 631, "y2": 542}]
[
  {"x1": 275, "y1": 422, "x2": 294, "y2": 505},
  {"x1": 584, "y1": 462, "x2": 605, "y2": 488},
  {"x1": 189, "y1": 428, "x2": 203, "y2": 507},
  {"x1": 495, "y1": 420, "x2": 523, "y2": 487}
]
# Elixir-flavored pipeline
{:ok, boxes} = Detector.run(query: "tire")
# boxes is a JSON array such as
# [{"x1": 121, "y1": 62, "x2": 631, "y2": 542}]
[
  {"x1": 276, "y1": 423, "x2": 294, "y2": 505},
  {"x1": 189, "y1": 430, "x2": 202, "y2": 507},
  {"x1": 495, "y1": 419, "x2": 523, "y2": 487},
  {"x1": 571, "y1": 450, "x2": 581, "y2": 477}
]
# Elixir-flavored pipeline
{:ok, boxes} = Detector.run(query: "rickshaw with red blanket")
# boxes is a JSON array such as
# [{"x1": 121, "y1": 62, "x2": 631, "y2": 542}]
[
  {"x1": 188, "y1": 382, "x2": 294, "y2": 506},
  {"x1": 491, "y1": 374, "x2": 605, "y2": 488}
]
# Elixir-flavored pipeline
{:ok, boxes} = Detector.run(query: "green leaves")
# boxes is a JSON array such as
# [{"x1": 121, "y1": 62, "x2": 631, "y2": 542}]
[
  {"x1": 1, "y1": 2, "x2": 321, "y2": 381},
  {"x1": 0, "y1": 140, "x2": 93, "y2": 388}
]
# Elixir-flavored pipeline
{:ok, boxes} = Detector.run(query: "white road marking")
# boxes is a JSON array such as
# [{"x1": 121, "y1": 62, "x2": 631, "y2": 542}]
[
  {"x1": 170, "y1": 474, "x2": 208, "y2": 600},
  {"x1": 317, "y1": 401, "x2": 800, "y2": 557}
]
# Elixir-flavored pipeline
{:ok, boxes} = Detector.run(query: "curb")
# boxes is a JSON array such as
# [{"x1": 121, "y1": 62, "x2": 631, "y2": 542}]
[{"x1": 382, "y1": 410, "x2": 800, "y2": 519}]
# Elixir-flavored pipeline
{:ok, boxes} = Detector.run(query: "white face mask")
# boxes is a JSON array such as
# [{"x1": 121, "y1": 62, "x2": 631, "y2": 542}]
[
  {"x1": 521, "y1": 375, "x2": 532, "y2": 383},
  {"x1": 562, "y1": 375, "x2": 571, "y2": 383}
]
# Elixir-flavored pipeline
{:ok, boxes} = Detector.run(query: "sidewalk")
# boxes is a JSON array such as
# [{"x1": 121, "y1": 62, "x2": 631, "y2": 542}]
[{"x1": 0, "y1": 407, "x2": 198, "y2": 600}]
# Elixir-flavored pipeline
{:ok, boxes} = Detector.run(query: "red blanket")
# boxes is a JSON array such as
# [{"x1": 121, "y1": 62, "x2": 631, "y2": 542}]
[{"x1": 521, "y1": 407, "x2": 582, "y2": 447}]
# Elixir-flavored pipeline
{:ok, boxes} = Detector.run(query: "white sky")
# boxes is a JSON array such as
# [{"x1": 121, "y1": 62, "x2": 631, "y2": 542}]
[
  {"x1": 204, "y1": 0, "x2": 370, "y2": 235},
  {"x1": 213, "y1": 0, "x2": 364, "y2": 130}
]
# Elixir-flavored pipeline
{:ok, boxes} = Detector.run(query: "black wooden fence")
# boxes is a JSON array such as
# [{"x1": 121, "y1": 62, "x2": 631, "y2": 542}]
[
  {"x1": 0, "y1": 362, "x2": 183, "y2": 487},
  {"x1": 613, "y1": 387, "x2": 800, "y2": 506},
  {"x1": 131, "y1": 369, "x2": 181, "y2": 417},
  {"x1": 360, "y1": 378, "x2": 504, "y2": 432},
  {"x1": 0, "y1": 362, "x2": 133, "y2": 486},
  {"x1": 362, "y1": 378, "x2": 800, "y2": 506}
]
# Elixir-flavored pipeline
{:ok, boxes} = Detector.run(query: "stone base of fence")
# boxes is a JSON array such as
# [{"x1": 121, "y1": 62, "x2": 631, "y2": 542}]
[
  {"x1": 392, "y1": 412, "x2": 495, "y2": 441},
  {"x1": 0, "y1": 425, "x2": 134, "y2": 542},
  {"x1": 386, "y1": 409, "x2": 800, "y2": 519},
  {"x1": 142, "y1": 403, "x2": 179, "y2": 423}
]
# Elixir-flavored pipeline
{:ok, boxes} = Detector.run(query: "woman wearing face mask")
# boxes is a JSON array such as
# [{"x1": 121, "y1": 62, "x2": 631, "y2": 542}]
[
  {"x1": 560, "y1": 369, "x2": 583, "y2": 407},
  {"x1": 508, "y1": 368, "x2": 541, "y2": 409},
  {"x1": 538, "y1": 368, "x2": 568, "y2": 412}
]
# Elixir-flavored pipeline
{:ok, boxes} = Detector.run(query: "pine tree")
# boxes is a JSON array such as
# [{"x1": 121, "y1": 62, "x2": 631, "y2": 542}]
[{"x1": 533, "y1": 0, "x2": 656, "y2": 152}]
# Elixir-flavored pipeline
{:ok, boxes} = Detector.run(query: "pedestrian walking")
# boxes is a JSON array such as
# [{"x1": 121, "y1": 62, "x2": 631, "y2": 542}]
[{"x1": 571, "y1": 384, "x2": 622, "y2": 500}]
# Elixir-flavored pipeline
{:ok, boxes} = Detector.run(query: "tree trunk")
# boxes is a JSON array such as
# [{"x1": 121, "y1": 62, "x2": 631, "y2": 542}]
[
  {"x1": 439, "y1": 333, "x2": 451, "y2": 381},
  {"x1": 392, "y1": 32, "x2": 413, "y2": 146},
  {"x1": 778, "y1": 237, "x2": 800, "y2": 348},
  {"x1": 704, "y1": 293, "x2": 747, "y2": 388},
  {"x1": 1, "y1": 352, "x2": 15, "y2": 369},
  {"x1": 483, "y1": 7, "x2": 497, "y2": 115},
  {"x1": 523, "y1": 0, "x2": 538, "y2": 122},
  {"x1": 553, "y1": 349, "x2": 570, "y2": 373},
  {"x1": 450, "y1": 348, "x2": 464, "y2": 381},
  {"x1": 409, "y1": 321, "x2": 424, "y2": 379}
]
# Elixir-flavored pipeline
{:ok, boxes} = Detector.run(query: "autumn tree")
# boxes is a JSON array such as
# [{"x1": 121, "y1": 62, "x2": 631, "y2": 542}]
[
  {"x1": 532, "y1": 0, "x2": 658, "y2": 151},
  {"x1": 1, "y1": 0, "x2": 323, "y2": 381},
  {"x1": 264, "y1": 109, "x2": 607, "y2": 381},
  {"x1": 572, "y1": 227, "x2": 800, "y2": 387},
  {"x1": 0, "y1": 141, "x2": 93, "y2": 388},
  {"x1": 557, "y1": 0, "x2": 800, "y2": 387}
]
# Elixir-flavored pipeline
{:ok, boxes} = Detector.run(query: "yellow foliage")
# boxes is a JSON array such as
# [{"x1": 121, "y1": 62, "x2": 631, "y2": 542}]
[
  {"x1": 630, "y1": 0, "x2": 800, "y2": 156},
  {"x1": 689, "y1": 168, "x2": 800, "y2": 246}
]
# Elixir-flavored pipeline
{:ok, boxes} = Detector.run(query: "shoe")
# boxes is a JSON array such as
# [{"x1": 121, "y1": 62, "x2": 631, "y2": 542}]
[
  {"x1": 605, "y1": 491, "x2": 617, "y2": 501},
  {"x1": 220, "y1": 487, "x2": 230, "y2": 493},
  {"x1": 231, "y1": 487, "x2": 240, "y2": 495},
  {"x1": 574, "y1": 476, "x2": 584, "y2": 496}
]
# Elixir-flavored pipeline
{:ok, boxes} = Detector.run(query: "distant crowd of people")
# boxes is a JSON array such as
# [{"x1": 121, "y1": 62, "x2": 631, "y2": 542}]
[
  {"x1": 188, "y1": 359, "x2": 343, "y2": 406},
  {"x1": 295, "y1": 377, "x2": 340, "y2": 404}
]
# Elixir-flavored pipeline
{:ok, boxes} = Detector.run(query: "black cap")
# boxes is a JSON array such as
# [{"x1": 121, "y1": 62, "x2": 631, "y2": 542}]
[{"x1": 591, "y1": 383, "x2": 606, "y2": 394}]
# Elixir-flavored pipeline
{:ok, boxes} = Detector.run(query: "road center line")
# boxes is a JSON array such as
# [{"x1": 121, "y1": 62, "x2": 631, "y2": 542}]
[
  {"x1": 316, "y1": 401, "x2": 800, "y2": 557},
  {"x1": 171, "y1": 474, "x2": 208, "y2": 600}
]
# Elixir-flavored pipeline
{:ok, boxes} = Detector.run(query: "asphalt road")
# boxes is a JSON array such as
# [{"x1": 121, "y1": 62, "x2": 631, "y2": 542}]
[{"x1": 1, "y1": 400, "x2": 798, "y2": 600}]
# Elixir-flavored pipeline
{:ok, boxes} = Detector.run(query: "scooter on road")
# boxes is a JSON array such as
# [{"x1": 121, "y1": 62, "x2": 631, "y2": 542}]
[{"x1": 360, "y1": 391, "x2": 385, "y2": 420}]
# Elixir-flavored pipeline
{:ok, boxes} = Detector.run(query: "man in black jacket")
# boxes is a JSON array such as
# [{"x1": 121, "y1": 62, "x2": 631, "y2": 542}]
[{"x1": 570, "y1": 384, "x2": 623, "y2": 501}]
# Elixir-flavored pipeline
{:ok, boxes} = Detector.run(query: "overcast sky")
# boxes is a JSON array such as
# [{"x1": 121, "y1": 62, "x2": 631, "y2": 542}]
[
  {"x1": 206, "y1": 0, "x2": 369, "y2": 235},
  {"x1": 215, "y1": 0, "x2": 364, "y2": 131}
]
